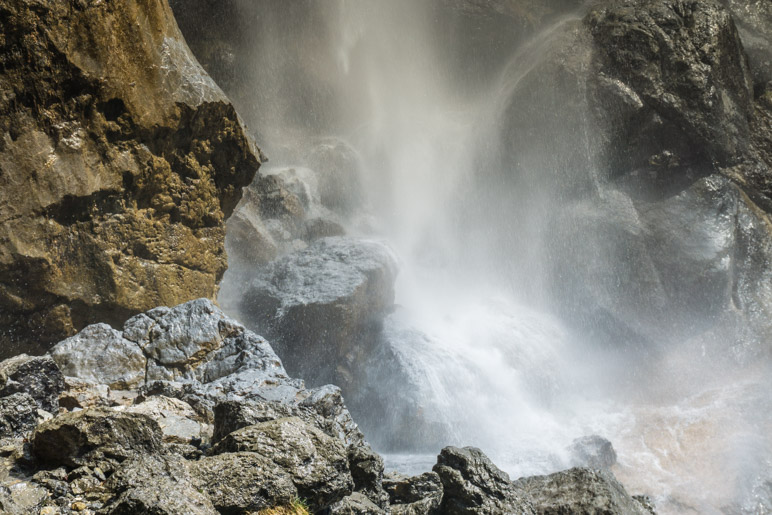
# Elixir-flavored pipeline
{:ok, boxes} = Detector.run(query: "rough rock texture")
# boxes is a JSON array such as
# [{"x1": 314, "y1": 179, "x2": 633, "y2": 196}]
[
  {"x1": 588, "y1": 0, "x2": 754, "y2": 172},
  {"x1": 384, "y1": 471, "x2": 444, "y2": 515},
  {"x1": 50, "y1": 324, "x2": 146, "y2": 390},
  {"x1": 191, "y1": 452, "x2": 297, "y2": 513},
  {"x1": 721, "y1": 0, "x2": 772, "y2": 88},
  {"x1": 329, "y1": 492, "x2": 387, "y2": 514},
  {"x1": 241, "y1": 237, "x2": 397, "y2": 388},
  {"x1": 433, "y1": 446, "x2": 535, "y2": 515},
  {"x1": 0, "y1": 354, "x2": 64, "y2": 412},
  {"x1": 0, "y1": 393, "x2": 41, "y2": 437},
  {"x1": 102, "y1": 454, "x2": 217, "y2": 515},
  {"x1": 211, "y1": 417, "x2": 354, "y2": 511},
  {"x1": 568, "y1": 435, "x2": 617, "y2": 470},
  {"x1": 0, "y1": 0, "x2": 261, "y2": 357},
  {"x1": 123, "y1": 396, "x2": 210, "y2": 444},
  {"x1": 515, "y1": 467, "x2": 651, "y2": 514},
  {"x1": 31, "y1": 408, "x2": 163, "y2": 468},
  {"x1": 348, "y1": 444, "x2": 389, "y2": 509}
]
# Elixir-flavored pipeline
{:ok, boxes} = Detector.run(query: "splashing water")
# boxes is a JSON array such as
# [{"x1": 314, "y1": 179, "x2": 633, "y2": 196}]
[{"x1": 216, "y1": 1, "x2": 772, "y2": 513}]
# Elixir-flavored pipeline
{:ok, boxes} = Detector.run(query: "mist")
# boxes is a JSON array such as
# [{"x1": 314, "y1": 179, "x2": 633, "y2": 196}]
[{"x1": 208, "y1": 1, "x2": 772, "y2": 513}]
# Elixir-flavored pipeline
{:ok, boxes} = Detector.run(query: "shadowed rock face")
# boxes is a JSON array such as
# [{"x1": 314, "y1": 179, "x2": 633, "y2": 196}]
[{"x1": 0, "y1": 0, "x2": 262, "y2": 357}]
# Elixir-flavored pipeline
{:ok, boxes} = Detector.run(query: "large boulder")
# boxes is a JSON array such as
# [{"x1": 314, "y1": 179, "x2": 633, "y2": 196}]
[
  {"x1": 31, "y1": 408, "x2": 163, "y2": 468},
  {"x1": 433, "y1": 446, "x2": 535, "y2": 514},
  {"x1": 568, "y1": 435, "x2": 617, "y2": 470},
  {"x1": 102, "y1": 454, "x2": 217, "y2": 515},
  {"x1": 587, "y1": 0, "x2": 754, "y2": 172},
  {"x1": 0, "y1": 354, "x2": 64, "y2": 412},
  {"x1": 50, "y1": 324, "x2": 146, "y2": 390},
  {"x1": 0, "y1": 0, "x2": 261, "y2": 357},
  {"x1": 514, "y1": 467, "x2": 652, "y2": 514},
  {"x1": 241, "y1": 237, "x2": 397, "y2": 388},
  {"x1": 211, "y1": 416, "x2": 354, "y2": 511},
  {"x1": 191, "y1": 452, "x2": 297, "y2": 513},
  {"x1": 0, "y1": 393, "x2": 41, "y2": 438},
  {"x1": 384, "y1": 471, "x2": 444, "y2": 515}
]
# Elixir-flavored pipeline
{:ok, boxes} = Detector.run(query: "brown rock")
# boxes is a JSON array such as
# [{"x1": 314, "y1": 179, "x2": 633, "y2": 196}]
[{"x1": 0, "y1": 0, "x2": 261, "y2": 357}]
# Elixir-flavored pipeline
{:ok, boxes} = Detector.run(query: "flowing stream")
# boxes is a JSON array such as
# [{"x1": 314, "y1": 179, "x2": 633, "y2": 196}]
[{"x1": 217, "y1": 1, "x2": 772, "y2": 513}]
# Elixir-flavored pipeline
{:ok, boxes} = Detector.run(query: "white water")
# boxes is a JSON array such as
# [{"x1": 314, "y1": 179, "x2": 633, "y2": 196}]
[{"x1": 219, "y1": 1, "x2": 772, "y2": 513}]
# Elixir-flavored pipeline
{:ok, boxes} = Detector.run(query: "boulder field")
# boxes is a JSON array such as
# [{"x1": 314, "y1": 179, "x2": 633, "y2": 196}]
[{"x1": 0, "y1": 299, "x2": 654, "y2": 514}]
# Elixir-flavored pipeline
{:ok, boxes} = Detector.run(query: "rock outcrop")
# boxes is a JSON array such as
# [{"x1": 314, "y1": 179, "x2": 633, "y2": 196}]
[
  {"x1": 241, "y1": 237, "x2": 398, "y2": 389},
  {"x1": 0, "y1": 0, "x2": 261, "y2": 357},
  {"x1": 0, "y1": 300, "x2": 657, "y2": 514}
]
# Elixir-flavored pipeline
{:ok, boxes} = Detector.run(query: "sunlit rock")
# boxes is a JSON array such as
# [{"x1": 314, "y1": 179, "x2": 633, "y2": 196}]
[
  {"x1": 384, "y1": 471, "x2": 444, "y2": 515},
  {"x1": 241, "y1": 237, "x2": 397, "y2": 388},
  {"x1": 0, "y1": 355, "x2": 64, "y2": 413},
  {"x1": 515, "y1": 467, "x2": 653, "y2": 514},
  {"x1": 51, "y1": 324, "x2": 146, "y2": 390},
  {"x1": 433, "y1": 446, "x2": 536, "y2": 514},
  {"x1": 211, "y1": 416, "x2": 354, "y2": 512},
  {"x1": 0, "y1": 0, "x2": 261, "y2": 357}
]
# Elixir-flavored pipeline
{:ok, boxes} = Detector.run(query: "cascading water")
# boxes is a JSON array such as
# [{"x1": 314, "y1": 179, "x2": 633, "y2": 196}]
[{"x1": 216, "y1": 1, "x2": 772, "y2": 513}]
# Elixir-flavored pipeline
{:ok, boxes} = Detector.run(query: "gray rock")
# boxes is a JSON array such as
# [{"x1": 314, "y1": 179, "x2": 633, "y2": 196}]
[
  {"x1": 124, "y1": 299, "x2": 291, "y2": 388},
  {"x1": 50, "y1": 324, "x2": 146, "y2": 390},
  {"x1": 58, "y1": 377, "x2": 112, "y2": 411},
  {"x1": 433, "y1": 446, "x2": 535, "y2": 515},
  {"x1": 0, "y1": 354, "x2": 65, "y2": 412},
  {"x1": 241, "y1": 237, "x2": 397, "y2": 388},
  {"x1": 329, "y1": 492, "x2": 386, "y2": 514},
  {"x1": 349, "y1": 444, "x2": 389, "y2": 508},
  {"x1": 384, "y1": 471, "x2": 444, "y2": 515},
  {"x1": 568, "y1": 435, "x2": 617, "y2": 470},
  {"x1": 0, "y1": 393, "x2": 41, "y2": 438},
  {"x1": 721, "y1": 0, "x2": 772, "y2": 87},
  {"x1": 305, "y1": 138, "x2": 365, "y2": 215},
  {"x1": 123, "y1": 396, "x2": 210, "y2": 445},
  {"x1": 31, "y1": 408, "x2": 162, "y2": 468},
  {"x1": 588, "y1": 0, "x2": 754, "y2": 169},
  {"x1": 102, "y1": 454, "x2": 217, "y2": 515},
  {"x1": 211, "y1": 416, "x2": 353, "y2": 511},
  {"x1": 0, "y1": 482, "x2": 47, "y2": 515},
  {"x1": 191, "y1": 452, "x2": 297, "y2": 513},
  {"x1": 515, "y1": 467, "x2": 651, "y2": 514}
]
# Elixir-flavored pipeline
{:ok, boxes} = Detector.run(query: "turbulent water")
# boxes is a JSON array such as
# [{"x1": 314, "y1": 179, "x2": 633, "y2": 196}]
[{"x1": 218, "y1": 1, "x2": 772, "y2": 513}]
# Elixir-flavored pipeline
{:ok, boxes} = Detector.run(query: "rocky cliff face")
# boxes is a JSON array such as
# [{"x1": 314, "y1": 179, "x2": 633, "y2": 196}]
[{"x1": 0, "y1": 0, "x2": 261, "y2": 357}]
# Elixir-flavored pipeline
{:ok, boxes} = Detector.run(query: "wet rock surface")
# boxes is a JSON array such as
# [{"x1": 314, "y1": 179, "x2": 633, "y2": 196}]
[
  {"x1": 0, "y1": 299, "x2": 658, "y2": 514},
  {"x1": 0, "y1": 355, "x2": 64, "y2": 413},
  {"x1": 515, "y1": 467, "x2": 652, "y2": 514},
  {"x1": 568, "y1": 435, "x2": 617, "y2": 470},
  {"x1": 434, "y1": 446, "x2": 536, "y2": 514},
  {"x1": 241, "y1": 236, "x2": 398, "y2": 389},
  {"x1": 0, "y1": 0, "x2": 261, "y2": 357}
]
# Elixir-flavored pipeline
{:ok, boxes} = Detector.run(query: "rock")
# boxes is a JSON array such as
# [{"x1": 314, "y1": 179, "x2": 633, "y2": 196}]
[
  {"x1": 0, "y1": 0, "x2": 261, "y2": 357},
  {"x1": 0, "y1": 482, "x2": 48, "y2": 515},
  {"x1": 587, "y1": 0, "x2": 754, "y2": 171},
  {"x1": 305, "y1": 139, "x2": 365, "y2": 215},
  {"x1": 123, "y1": 396, "x2": 210, "y2": 445},
  {"x1": 515, "y1": 467, "x2": 651, "y2": 514},
  {"x1": 304, "y1": 217, "x2": 347, "y2": 241},
  {"x1": 384, "y1": 471, "x2": 444, "y2": 515},
  {"x1": 211, "y1": 417, "x2": 353, "y2": 511},
  {"x1": 0, "y1": 393, "x2": 41, "y2": 437},
  {"x1": 31, "y1": 408, "x2": 162, "y2": 468},
  {"x1": 123, "y1": 298, "x2": 288, "y2": 386},
  {"x1": 58, "y1": 378, "x2": 112, "y2": 411},
  {"x1": 348, "y1": 444, "x2": 389, "y2": 508},
  {"x1": 50, "y1": 324, "x2": 146, "y2": 390},
  {"x1": 329, "y1": 492, "x2": 386, "y2": 515},
  {"x1": 191, "y1": 452, "x2": 297, "y2": 513},
  {"x1": 433, "y1": 446, "x2": 535, "y2": 515},
  {"x1": 0, "y1": 354, "x2": 65, "y2": 412},
  {"x1": 568, "y1": 435, "x2": 617, "y2": 469},
  {"x1": 102, "y1": 454, "x2": 217, "y2": 515},
  {"x1": 241, "y1": 237, "x2": 397, "y2": 388},
  {"x1": 721, "y1": 0, "x2": 772, "y2": 88},
  {"x1": 212, "y1": 385, "x2": 365, "y2": 449}
]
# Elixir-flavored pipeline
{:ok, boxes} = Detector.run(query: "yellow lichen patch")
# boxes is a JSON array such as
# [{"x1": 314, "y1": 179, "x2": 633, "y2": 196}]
[{"x1": 255, "y1": 498, "x2": 310, "y2": 515}]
